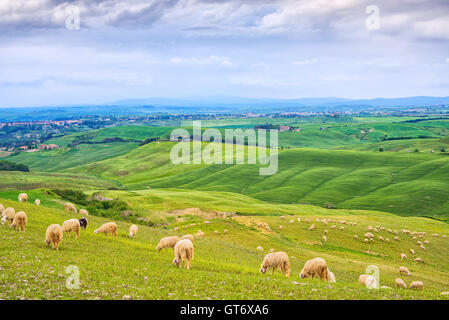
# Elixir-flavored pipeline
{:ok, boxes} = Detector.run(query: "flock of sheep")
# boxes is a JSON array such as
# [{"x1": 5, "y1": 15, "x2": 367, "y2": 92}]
[{"x1": 1, "y1": 192, "x2": 447, "y2": 294}]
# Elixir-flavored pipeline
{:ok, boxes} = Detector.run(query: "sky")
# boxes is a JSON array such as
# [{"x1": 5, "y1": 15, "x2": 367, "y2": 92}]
[{"x1": 0, "y1": 0, "x2": 448, "y2": 107}]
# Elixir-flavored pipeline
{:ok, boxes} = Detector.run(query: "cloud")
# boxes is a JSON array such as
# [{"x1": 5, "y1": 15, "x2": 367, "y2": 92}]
[
  {"x1": 168, "y1": 56, "x2": 236, "y2": 67},
  {"x1": 292, "y1": 59, "x2": 318, "y2": 66}
]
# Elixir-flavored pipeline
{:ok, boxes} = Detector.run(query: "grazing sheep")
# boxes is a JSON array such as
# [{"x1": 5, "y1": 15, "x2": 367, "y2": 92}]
[
  {"x1": 64, "y1": 203, "x2": 77, "y2": 213},
  {"x1": 400, "y1": 253, "x2": 407, "y2": 260},
  {"x1": 45, "y1": 224, "x2": 63, "y2": 250},
  {"x1": 409, "y1": 281, "x2": 424, "y2": 290},
  {"x1": 394, "y1": 236, "x2": 399, "y2": 241},
  {"x1": 94, "y1": 222, "x2": 118, "y2": 238},
  {"x1": 419, "y1": 245, "x2": 426, "y2": 250},
  {"x1": 79, "y1": 217, "x2": 88, "y2": 230},
  {"x1": 300, "y1": 257, "x2": 329, "y2": 280},
  {"x1": 62, "y1": 219, "x2": 81, "y2": 238},
  {"x1": 432, "y1": 233, "x2": 439, "y2": 238},
  {"x1": 410, "y1": 249, "x2": 415, "y2": 255},
  {"x1": 79, "y1": 209, "x2": 89, "y2": 215},
  {"x1": 214, "y1": 230, "x2": 218, "y2": 235},
  {"x1": 280, "y1": 216, "x2": 285, "y2": 220},
  {"x1": 259, "y1": 252, "x2": 290, "y2": 277},
  {"x1": 354, "y1": 235, "x2": 358, "y2": 240},
  {"x1": 180, "y1": 234, "x2": 194, "y2": 243},
  {"x1": 339, "y1": 226, "x2": 344, "y2": 231},
  {"x1": 10, "y1": 211, "x2": 27, "y2": 231},
  {"x1": 414, "y1": 257, "x2": 423, "y2": 263},
  {"x1": 257, "y1": 246, "x2": 264, "y2": 251},
  {"x1": 173, "y1": 239, "x2": 194, "y2": 269},
  {"x1": 173, "y1": 227, "x2": 180, "y2": 232},
  {"x1": 204, "y1": 221, "x2": 211, "y2": 224},
  {"x1": 305, "y1": 218, "x2": 310, "y2": 223},
  {"x1": 297, "y1": 218, "x2": 301, "y2": 223},
  {"x1": 156, "y1": 236, "x2": 180, "y2": 251},
  {"x1": 289, "y1": 219, "x2": 294, "y2": 224},
  {"x1": 195, "y1": 230, "x2": 205, "y2": 238},
  {"x1": 223, "y1": 229, "x2": 228, "y2": 234},
  {"x1": 423, "y1": 240, "x2": 429, "y2": 244},
  {"x1": 385, "y1": 238, "x2": 390, "y2": 242},
  {"x1": 1, "y1": 207, "x2": 15, "y2": 225},
  {"x1": 18, "y1": 193, "x2": 28, "y2": 202},
  {"x1": 328, "y1": 269, "x2": 336, "y2": 283},
  {"x1": 364, "y1": 238, "x2": 369, "y2": 243},
  {"x1": 399, "y1": 266, "x2": 410, "y2": 275},
  {"x1": 279, "y1": 225, "x2": 284, "y2": 230},
  {"x1": 378, "y1": 236, "x2": 384, "y2": 241},
  {"x1": 324, "y1": 229, "x2": 328, "y2": 235},
  {"x1": 322, "y1": 235, "x2": 327, "y2": 242},
  {"x1": 129, "y1": 224, "x2": 138, "y2": 238},
  {"x1": 35, "y1": 199, "x2": 40, "y2": 206},
  {"x1": 308, "y1": 224, "x2": 315, "y2": 231},
  {"x1": 395, "y1": 278, "x2": 407, "y2": 289},
  {"x1": 358, "y1": 274, "x2": 377, "y2": 288}
]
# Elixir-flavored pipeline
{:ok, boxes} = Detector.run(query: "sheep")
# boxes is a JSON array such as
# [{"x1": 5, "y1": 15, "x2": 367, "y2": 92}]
[
  {"x1": 214, "y1": 230, "x2": 218, "y2": 235},
  {"x1": 432, "y1": 233, "x2": 439, "y2": 238},
  {"x1": 322, "y1": 235, "x2": 327, "y2": 242},
  {"x1": 204, "y1": 221, "x2": 211, "y2": 224},
  {"x1": 410, "y1": 249, "x2": 415, "y2": 255},
  {"x1": 423, "y1": 240, "x2": 429, "y2": 244},
  {"x1": 339, "y1": 226, "x2": 344, "y2": 231},
  {"x1": 308, "y1": 224, "x2": 315, "y2": 231},
  {"x1": 223, "y1": 229, "x2": 228, "y2": 234},
  {"x1": 358, "y1": 274, "x2": 377, "y2": 288},
  {"x1": 279, "y1": 225, "x2": 284, "y2": 230},
  {"x1": 62, "y1": 219, "x2": 81, "y2": 238},
  {"x1": 328, "y1": 269, "x2": 336, "y2": 283},
  {"x1": 364, "y1": 238, "x2": 369, "y2": 243},
  {"x1": 300, "y1": 257, "x2": 329, "y2": 280},
  {"x1": 419, "y1": 245, "x2": 426, "y2": 250},
  {"x1": 289, "y1": 219, "x2": 294, "y2": 224},
  {"x1": 1, "y1": 207, "x2": 15, "y2": 225},
  {"x1": 18, "y1": 193, "x2": 28, "y2": 202},
  {"x1": 297, "y1": 218, "x2": 301, "y2": 223},
  {"x1": 385, "y1": 238, "x2": 390, "y2": 243},
  {"x1": 414, "y1": 257, "x2": 423, "y2": 263},
  {"x1": 354, "y1": 235, "x2": 358, "y2": 240},
  {"x1": 174, "y1": 227, "x2": 180, "y2": 232},
  {"x1": 172, "y1": 239, "x2": 194, "y2": 269},
  {"x1": 156, "y1": 236, "x2": 180, "y2": 251},
  {"x1": 35, "y1": 199, "x2": 40, "y2": 206},
  {"x1": 94, "y1": 222, "x2": 118, "y2": 238},
  {"x1": 195, "y1": 230, "x2": 205, "y2": 238},
  {"x1": 10, "y1": 211, "x2": 27, "y2": 231},
  {"x1": 409, "y1": 281, "x2": 424, "y2": 290},
  {"x1": 64, "y1": 202, "x2": 77, "y2": 213},
  {"x1": 129, "y1": 224, "x2": 138, "y2": 239},
  {"x1": 257, "y1": 246, "x2": 264, "y2": 251},
  {"x1": 45, "y1": 224, "x2": 63, "y2": 250},
  {"x1": 269, "y1": 248, "x2": 275, "y2": 253},
  {"x1": 400, "y1": 253, "x2": 407, "y2": 260},
  {"x1": 399, "y1": 266, "x2": 410, "y2": 276},
  {"x1": 331, "y1": 225, "x2": 336, "y2": 229},
  {"x1": 305, "y1": 218, "x2": 310, "y2": 223},
  {"x1": 280, "y1": 216, "x2": 285, "y2": 220},
  {"x1": 394, "y1": 236, "x2": 399, "y2": 241},
  {"x1": 0, "y1": 203, "x2": 4, "y2": 213},
  {"x1": 180, "y1": 234, "x2": 194, "y2": 243},
  {"x1": 79, "y1": 217, "x2": 88, "y2": 229},
  {"x1": 395, "y1": 278, "x2": 407, "y2": 289},
  {"x1": 259, "y1": 251, "x2": 290, "y2": 277},
  {"x1": 79, "y1": 209, "x2": 89, "y2": 215}
]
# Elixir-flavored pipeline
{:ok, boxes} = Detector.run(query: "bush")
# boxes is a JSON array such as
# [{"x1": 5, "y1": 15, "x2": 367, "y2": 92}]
[
  {"x1": 323, "y1": 202, "x2": 336, "y2": 209},
  {"x1": 0, "y1": 160, "x2": 29, "y2": 172}
]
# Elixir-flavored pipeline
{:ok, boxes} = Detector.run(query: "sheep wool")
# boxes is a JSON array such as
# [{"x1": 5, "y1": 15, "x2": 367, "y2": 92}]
[
  {"x1": 259, "y1": 251, "x2": 290, "y2": 277},
  {"x1": 79, "y1": 209, "x2": 89, "y2": 216},
  {"x1": 300, "y1": 257, "x2": 329, "y2": 280},
  {"x1": 180, "y1": 234, "x2": 194, "y2": 243},
  {"x1": 128, "y1": 224, "x2": 138, "y2": 238},
  {"x1": 156, "y1": 236, "x2": 180, "y2": 251},
  {"x1": 18, "y1": 193, "x2": 28, "y2": 202},
  {"x1": 45, "y1": 224, "x2": 63, "y2": 250},
  {"x1": 173, "y1": 239, "x2": 194, "y2": 269},
  {"x1": 395, "y1": 278, "x2": 407, "y2": 289},
  {"x1": 62, "y1": 219, "x2": 81, "y2": 238},
  {"x1": 328, "y1": 270, "x2": 336, "y2": 283},
  {"x1": 400, "y1": 253, "x2": 407, "y2": 260},
  {"x1": 11, "y1": 211, "x2": 27, "y2": 232},
  {"x1": 64, "y1": 203, "x2": 77, "y2": 213},
  {"x1": 94, "y1": 222, "x2": 118, "y2": 238}
]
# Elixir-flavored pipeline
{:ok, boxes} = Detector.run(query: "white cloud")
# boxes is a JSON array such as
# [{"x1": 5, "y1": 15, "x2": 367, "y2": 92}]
[
  {"x1": 292, "y1": 59, "x2": 318, "y2": 65},
  {"x1": 168, "y1": 56, "x2": 236, "y2": 67}
]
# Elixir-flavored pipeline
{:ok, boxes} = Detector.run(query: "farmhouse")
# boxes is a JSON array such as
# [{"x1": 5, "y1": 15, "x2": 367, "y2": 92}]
[{"x1": 38, "y1": 144, "x2": 60, "y2": 150}]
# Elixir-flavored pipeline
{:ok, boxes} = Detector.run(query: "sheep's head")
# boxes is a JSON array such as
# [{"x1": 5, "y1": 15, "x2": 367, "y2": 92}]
[
  {"x1": 45, "y1": 239, "x2": 50, "y2": 245},
  {"x1": 172, "y1": 257, "x2": 180, "y2": 266},
  {"x1": 94, "y1": 229, "x2": 99, "y2": 234},
  {"x1": 300, "y1": 269, "x2": 307, "y2": 279},
  {"x1": 259, "y1": 267, "x2": 267, "y2": 274},
  {"x1": 156, "y1": 245, "x2": 162, "y2": 251}
]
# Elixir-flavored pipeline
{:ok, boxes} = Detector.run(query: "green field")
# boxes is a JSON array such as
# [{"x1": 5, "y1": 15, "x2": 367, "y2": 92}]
[{"x1": 2, "y1": 116, "x2": 449, "y2": 300}]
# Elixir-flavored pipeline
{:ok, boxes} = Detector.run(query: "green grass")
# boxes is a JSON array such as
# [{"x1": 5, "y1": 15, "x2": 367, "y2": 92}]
[{"x1": 1, "y1": 195, "x2": 449, "y2": 299}]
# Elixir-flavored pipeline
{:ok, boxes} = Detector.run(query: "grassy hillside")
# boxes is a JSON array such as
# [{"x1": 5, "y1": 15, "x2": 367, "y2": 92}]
[
  {"x1": 68, "y1": 142, "x2": 449, "y2": 218},
  {"x1": 1, "y1": 196, "x2": 449, "y2": 299}
]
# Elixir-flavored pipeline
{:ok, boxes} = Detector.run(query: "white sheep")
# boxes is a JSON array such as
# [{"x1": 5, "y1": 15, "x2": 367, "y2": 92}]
[
  {"x1": 399, "y1": 266, "x2": 410, "y2": 276},
  {"x1": 94, "y1": 222, "x2": 118, "y2": 238},
  {"x1": 328, "y1": 269, "x2": 336, "y2": 283},
  {"x1": 1, "y1": 207, "x2": 15, "y2": 225},
  {"x1": 180, "y1": 234, "x2": 194, "y2": 243},
  {"x1": 400, "y1": 253, "x2": 407, "y2": 260},
  {"x1": 79, "y1": 209, "x2": 89, "y2": 215},
  {"x1": 35, "y1": 199, "x2": 40, "y2": 206},
  {"x1": 62, "y1": 219, "x2": 81, "y2": 238},
  {"x1": 173, "y1": 239, "x2": 194, "y2": 269},
  {"x1": 257, "y1": 246, "x2": 264, "y2": 251},
  {"x1": 45, "y1": 224, "x2": 63, "y2": 250},
  {"x1": 300, "y1": 257, "x2": 329, "y2": 280},
  {"x1": 195, "y1": 230, "x2": 205, "y2": 238},
  {"x1": 409, "y1": 281, "x2": 424, "y2": 290},
  {"x1": 64, "y1": 202, "x2": 77, "y2": 213},
  {"x1": 129, "y1": 224, "x2": 138, "y2": 239},
  {"x1": 18, "y1": 193, "x2": 28, "y2": 202},
  {"x1": 259, "y1": 251, "x2": 290, "y2": 277},
  {"x1": 358, "y1": 274, "x2": 377, "y2": 288},
  {"x1": 156, "y1": 236, "x2": 180, "y2": 251},
  {"x1": 395, "y1": 278, "x2": 407, "y2": 289},
  {"x1": 11, "y1": 211, "x2": 27, "y2": 232}
]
